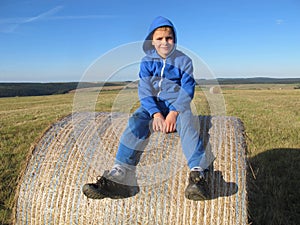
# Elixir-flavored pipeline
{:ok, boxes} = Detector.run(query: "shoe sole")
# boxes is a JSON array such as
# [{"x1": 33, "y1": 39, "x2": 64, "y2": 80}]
[
  {"x1": 82, "y1": 184, "x2": 140, "y2": 200},
  {"x1": 82, "y1": 184, "x2": 107, "y2": 199},
  {"x1": 185, "y1": 192, "x2": 207, "y2": 201}
]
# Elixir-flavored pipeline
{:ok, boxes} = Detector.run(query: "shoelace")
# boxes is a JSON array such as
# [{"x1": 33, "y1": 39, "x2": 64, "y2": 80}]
[
  {"x1": 197, "y1": 176, "x2": 206, "y2": 186},
  {"x1": 95, "y1": 171, "x2": 132, "y2": 198},
  {"x1": 190, "y1": 171, "x2": 206, "y2": 184},
  {"x1": 96, "y1": 175, "x2": 107, "y2": 187},
  {"x1": 96, "y1": 171, "x2": 113, "y2": 187}
]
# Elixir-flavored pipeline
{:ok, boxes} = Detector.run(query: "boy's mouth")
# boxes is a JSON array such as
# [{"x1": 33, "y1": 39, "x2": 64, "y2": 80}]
[{"x1": 161, "y1": 46, "x2": 170, "y2": 51}]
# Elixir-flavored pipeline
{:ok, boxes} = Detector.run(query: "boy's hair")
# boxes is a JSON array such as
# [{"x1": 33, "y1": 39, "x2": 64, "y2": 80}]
[{"x1": 151, "y1": 26, "x2": 174, "y2": 40}]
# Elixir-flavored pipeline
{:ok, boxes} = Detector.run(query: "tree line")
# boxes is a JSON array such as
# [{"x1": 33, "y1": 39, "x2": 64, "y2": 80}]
[
  {"x1": 0, "y1": 82, "x2": 126, "y2": 98},
  {"x1": 1, "y1": 78, "x2": 299, "y2": 98}
]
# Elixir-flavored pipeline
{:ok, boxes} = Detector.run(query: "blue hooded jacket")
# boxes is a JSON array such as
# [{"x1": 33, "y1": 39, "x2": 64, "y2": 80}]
[{"x1": 139, "y1": 16, "x2": 196, "y2": 116}]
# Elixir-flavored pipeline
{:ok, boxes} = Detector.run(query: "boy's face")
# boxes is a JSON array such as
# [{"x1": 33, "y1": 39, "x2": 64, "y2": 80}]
[{"x1": 152, "y1": 27, "x2": 174, "y2": 59}]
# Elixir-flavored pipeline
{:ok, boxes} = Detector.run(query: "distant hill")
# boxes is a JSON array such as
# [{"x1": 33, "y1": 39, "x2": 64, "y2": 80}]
[
  {"x1": 197, "y1": 77, "x2": 300, "y2": 85},
  {"x1": 1, "y1": 78, "x2": 299, "y2": 97},
  {"x1": 218, "y1": 77, "x2": 300, "y2": 84},
  {"x1": 0, "y1": 82, "x2": 127, "y2": 98}
]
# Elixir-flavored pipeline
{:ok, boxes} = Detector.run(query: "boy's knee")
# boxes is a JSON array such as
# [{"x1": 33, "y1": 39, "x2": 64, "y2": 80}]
[
  {"x1": 128, "y1": 108, "x2": 152, "y2": 139},
  {"x1": 176, "y1": 111, "x2": 200, "y2": 131}
]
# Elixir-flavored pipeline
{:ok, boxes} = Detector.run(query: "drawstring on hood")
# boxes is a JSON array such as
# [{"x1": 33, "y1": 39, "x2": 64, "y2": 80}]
[{"x1": 142, "y1": 16, "x2": 177, "y2": 56}]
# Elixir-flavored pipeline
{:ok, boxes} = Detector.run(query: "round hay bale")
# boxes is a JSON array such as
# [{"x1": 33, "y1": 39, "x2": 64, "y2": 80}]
[
  {"x1": 209, "y1": 86, "x2": 222, "y2": 94},
  {"x1": 15, "y1": 112, "x2": 248, "y2": 225}
]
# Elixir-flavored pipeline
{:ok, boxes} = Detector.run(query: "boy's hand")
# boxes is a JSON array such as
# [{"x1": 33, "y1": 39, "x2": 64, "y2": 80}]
[
  {"x1": 152, "y1": 112, "x2": 166, "y2": 132},
  {"x1": 165, "y1": 111, "x2": 178, "y2": 133}
]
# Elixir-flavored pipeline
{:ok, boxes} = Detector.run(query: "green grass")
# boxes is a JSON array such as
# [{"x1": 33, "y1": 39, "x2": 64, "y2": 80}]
[
  {"x1": 0, "y1": 94, "x2": 73, "y2": 225},
  {"x1": 225, "y1": 89, "x2": 299, "y2": 151},
  {"x1": 0, "y1": 85, "x2": 299, "y2": 224},
  {"x1": 224, "y1": 88, "x2": 300, "y2": 224}
]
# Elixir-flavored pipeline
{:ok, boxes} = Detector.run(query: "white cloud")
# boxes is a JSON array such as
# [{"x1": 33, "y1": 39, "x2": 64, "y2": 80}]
[
  {"x1": 0, "y1": 5, "x2": 64, "y2": 33},
  {"x1": 24, "y1": 5, "x2": 64, "y2": 23},
  {"x1": 49, "y1": 15, "x2": 117, "y2": 20},
  {"x1": 0, "y1": 5, "x2": 116, "y2": 34}
]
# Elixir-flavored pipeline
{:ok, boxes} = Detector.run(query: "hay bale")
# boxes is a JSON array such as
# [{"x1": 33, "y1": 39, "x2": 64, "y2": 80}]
[
  {"x1": 15, "y1": 112, "x2": 248, "y2": 225},
  {"x1": 209, "y1": 86, "x2": 222, "y2": 94}
]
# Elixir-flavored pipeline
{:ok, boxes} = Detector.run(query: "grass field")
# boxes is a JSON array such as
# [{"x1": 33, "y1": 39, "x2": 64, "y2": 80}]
[{"x1": 0, "y1": 84, "x2": 299, "y2": 225}]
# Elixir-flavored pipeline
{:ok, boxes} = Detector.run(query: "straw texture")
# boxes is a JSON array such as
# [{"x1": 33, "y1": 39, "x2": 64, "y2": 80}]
[{"x1": 15, "y1": 112, "x2": 248, "y2": 225}]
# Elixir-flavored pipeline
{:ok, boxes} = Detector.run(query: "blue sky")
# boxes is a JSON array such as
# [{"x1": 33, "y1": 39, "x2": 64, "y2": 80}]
[{"x1": 0, "y1": 0, "x2": 299, "y2": 82}]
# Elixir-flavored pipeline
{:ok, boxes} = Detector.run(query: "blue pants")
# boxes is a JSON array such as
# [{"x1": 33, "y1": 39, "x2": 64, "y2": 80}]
[{"x1": 115, "y1": 106, "x2": 207, "y2": 170}]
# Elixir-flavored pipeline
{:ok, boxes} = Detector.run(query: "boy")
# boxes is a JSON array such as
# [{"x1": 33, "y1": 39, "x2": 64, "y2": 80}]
[{"x1": 82, "y1": 16, "x2": 210, "y2": 201}]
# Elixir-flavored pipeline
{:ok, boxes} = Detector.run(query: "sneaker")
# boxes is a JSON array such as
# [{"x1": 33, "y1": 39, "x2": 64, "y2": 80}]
[
  {"x1": 82, "y1": 165, "x2": 140, "y2": 199},
  {"x1": 184, "y1": 170, "x2": 209, "y2": 201}
]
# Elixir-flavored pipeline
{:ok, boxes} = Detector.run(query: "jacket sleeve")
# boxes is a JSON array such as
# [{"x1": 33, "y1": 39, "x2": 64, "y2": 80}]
[
  {"x1": 170, "y1": 59, "x2": 195, "y2": 112},
  {"x1": 138, "y1": 60, "x2": 161, "y2": 116}
]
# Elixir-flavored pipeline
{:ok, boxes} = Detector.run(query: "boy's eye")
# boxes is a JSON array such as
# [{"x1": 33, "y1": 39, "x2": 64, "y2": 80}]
[{"x1": 155, "y1": 37, "x2": 173, "y2": 41}]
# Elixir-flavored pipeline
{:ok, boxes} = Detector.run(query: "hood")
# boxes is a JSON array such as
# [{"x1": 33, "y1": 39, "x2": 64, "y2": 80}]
[{"x1": 142, "y1": 16, "x2": 177, "y2": 56}]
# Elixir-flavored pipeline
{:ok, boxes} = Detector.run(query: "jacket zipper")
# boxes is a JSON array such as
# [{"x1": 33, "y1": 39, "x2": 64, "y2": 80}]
[{"x1": 157, "y1": 59, "x2": 166, "y2": 100}]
